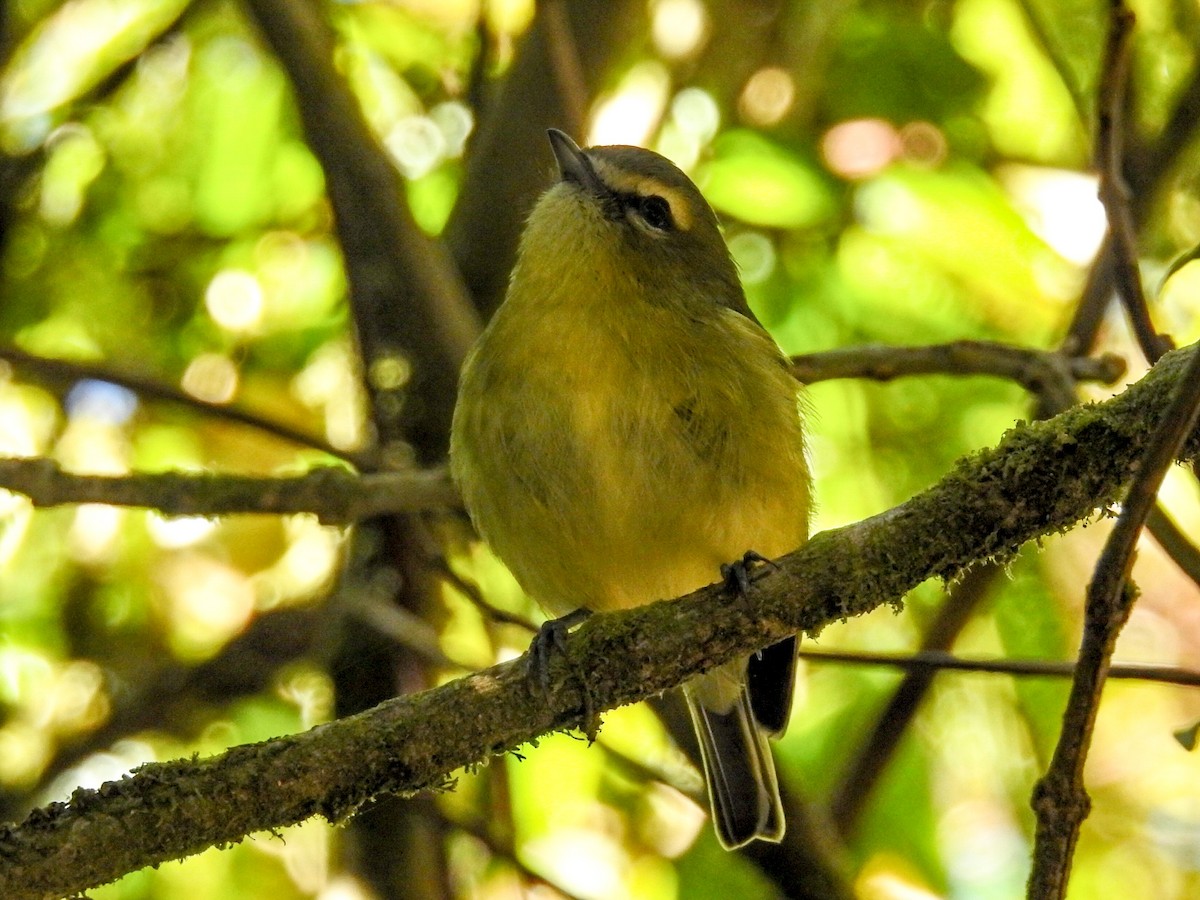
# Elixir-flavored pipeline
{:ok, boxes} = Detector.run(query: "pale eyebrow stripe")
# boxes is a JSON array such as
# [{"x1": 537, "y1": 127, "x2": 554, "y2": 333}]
[{"x1": 592, "y1": 163, "x2": 696, "y2": 232}]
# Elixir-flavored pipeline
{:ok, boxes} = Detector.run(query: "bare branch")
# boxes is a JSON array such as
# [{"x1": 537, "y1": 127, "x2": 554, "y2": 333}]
[
  {"x1": 1094, "y1": 4, "x2": 1171, "y2": 363},
  {"x1": 790, "y1": 341, "x2": 1124, "y2": 404},
  {"x1": 0, "y1": 458, "x2": 456, "y2": 524},
  {"x1": 801, "y1": 648, "x2": 1200, "y2": 688}
]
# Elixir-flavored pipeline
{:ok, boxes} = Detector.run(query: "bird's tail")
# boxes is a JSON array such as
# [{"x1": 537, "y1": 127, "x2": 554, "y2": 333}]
[{"x1": 685, "y1": 675, "x2": 784, "y2": 849}]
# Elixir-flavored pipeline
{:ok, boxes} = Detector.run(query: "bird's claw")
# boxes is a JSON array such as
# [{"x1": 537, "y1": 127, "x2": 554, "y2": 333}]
[
  {"x1": 526, "y1": 608, "x2": 599, "y2": 739},
  {"x1": 721, "y1": 550, "x2": 778, "y2": 598}
]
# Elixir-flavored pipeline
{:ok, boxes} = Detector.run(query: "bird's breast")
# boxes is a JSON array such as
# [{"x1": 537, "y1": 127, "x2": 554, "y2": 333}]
[{"x1": 456, "y1": 299, "x2": 809, "y2": 616}]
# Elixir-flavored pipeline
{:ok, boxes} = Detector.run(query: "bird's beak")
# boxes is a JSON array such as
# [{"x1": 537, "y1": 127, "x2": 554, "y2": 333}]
[{"x1": 547, "y1": 129, "x2": 608, "y2": 200}]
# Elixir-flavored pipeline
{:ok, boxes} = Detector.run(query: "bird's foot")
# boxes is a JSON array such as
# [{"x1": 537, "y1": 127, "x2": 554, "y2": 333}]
[
  {"x1": 527, "y1": 608, "x2": 599, "y2": 740},
  {"x1": 720, "y1": 550, "x2": 778, "y2": 598}
]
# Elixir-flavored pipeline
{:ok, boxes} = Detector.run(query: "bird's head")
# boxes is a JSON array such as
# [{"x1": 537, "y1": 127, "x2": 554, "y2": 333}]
[{"x1": 508, "y1": 129, "x2": 747, "y2": 320}]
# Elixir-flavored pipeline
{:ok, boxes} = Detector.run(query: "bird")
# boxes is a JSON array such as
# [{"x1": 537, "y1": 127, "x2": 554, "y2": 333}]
[{"x1": 450, "y1": 128, "x2": 811, "y2": 849}]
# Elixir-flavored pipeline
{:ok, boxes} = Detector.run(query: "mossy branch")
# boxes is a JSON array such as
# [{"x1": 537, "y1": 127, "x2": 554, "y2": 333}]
[{"x1": 1, "y1": 343, "x2": 1197, "y2": 900}]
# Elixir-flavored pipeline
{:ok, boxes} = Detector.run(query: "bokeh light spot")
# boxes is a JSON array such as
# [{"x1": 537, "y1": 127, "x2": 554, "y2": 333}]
[
  {"x1": 65, "y1": 380, "x2": 138, "y2": 426},
  {"x1": 739, "y1": 67, "x2": 795, "y2": 126},
  {"x1": 385, "y1": 115, "x2": 445, "y2": 179},
  {"x1": 899, "y1": 121, "x2": 948, "y2": 167},
  {"x1": 670, "y1": 87, "x2": 720, "y2": 143},
  {"x1": 999, "y1": 165, "x2": 1105, "y2": 266},
  {"x1": 651, "y1": 0, "x2": 708, "y2": 59},
  {"x1": 181, "y1": 353, "x2": 238, "y2": 404},
  {"x1": 822, "y1": 118, "x2": 902, "y2": 180},
  {"x1": 158, "y1": 554, "x2": 256, "y2": 660},
  {"x1": 68, "y1": 503, "x2": 124, "y2": 565},
  {"x1": 205, "y1": 269, "x2": 264, "y2": 332},
  {"x1": 368, "y1": 354, "x2": 412, "y2": 392},
  {"x1": 588, "y1": 61, "x2": 670, "y2": 148},
  {"x1": 728, "y1": 231, "x2": 777, "y2": 284},
  {"x1": 428, "y1": 101, "x2": 474, "y2": 158},
  {"x1": 147, "y1": 511, "x2": 217, "y2": 549}
]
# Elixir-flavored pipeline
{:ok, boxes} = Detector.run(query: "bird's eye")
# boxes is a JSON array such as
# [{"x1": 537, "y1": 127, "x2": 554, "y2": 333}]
[{"x1": 632, "y1": 194, "x2": 674, "y2": 232}]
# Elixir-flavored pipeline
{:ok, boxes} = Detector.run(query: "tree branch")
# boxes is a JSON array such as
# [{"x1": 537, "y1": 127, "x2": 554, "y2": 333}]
[
  {"x1": 1094, "y1": 3, "x2": 1171, "y2": 363},
  {"x1": 790, "y1": 341, "x2": 1125, "y2": 403},
  {"x1": 2, "y1": 341, "x2": 1199, "y2": 900},
  {"x1": 801, "y1": 648, "x2": 1200, "y2": 688},
  {"x1": 0, "y1": 342, "x2": 1124, "y2": 527},
  {"x1": 1028, "y1": 333, "x2": 1200, "y2": 896},
  {"x1": 0, "y1": 459, "x2": 456, "y2": 524}
]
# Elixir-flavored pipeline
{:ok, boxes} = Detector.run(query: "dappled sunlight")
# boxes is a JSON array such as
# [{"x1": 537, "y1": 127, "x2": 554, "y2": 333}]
[
  {"x1": 999, "y1": 165, "x2": 1107, "y2": 266},
  {"x1": 0, "y1": 0, "x2": 1197, "y2": 897}
]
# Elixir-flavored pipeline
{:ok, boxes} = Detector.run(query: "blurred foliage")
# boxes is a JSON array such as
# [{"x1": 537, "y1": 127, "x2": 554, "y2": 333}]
[{"x1": 0, "y1": 0, "x2": 1199, "y2": 898}]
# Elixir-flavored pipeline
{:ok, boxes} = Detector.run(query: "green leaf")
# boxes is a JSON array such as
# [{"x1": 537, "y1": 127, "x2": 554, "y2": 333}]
[{"x1": 698, "y1": 130, "x2": 833, "y2": 229}]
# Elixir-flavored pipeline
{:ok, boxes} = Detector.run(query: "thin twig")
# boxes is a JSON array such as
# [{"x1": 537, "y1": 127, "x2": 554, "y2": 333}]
[
  {"x1": 1027, "y1": 326, "x2": 1200, "y2": 898},
  {"x1": 0, "y1": 457, "x2": 458, "y2": 524},
  {"x1": 801, "y1": 648, "x2": 1200, "y2": 689},
  {"x1": 1145, "y1": 504, "x2": 1200, "y2": 591},
  {"x1": 1094, "y1": 3, "x2": 1171, "y2": 363},
  {"x1": 430, "y1": 557, "x2": 540, "y2": 632},
  {"x1": 0, "y1": 345, "x2": 374, "y2": 469}
]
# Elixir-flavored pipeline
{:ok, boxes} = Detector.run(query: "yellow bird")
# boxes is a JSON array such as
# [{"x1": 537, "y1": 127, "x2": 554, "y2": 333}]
[{"x1": 450, "y1": 129, "x2": 811, "y2": 849}]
